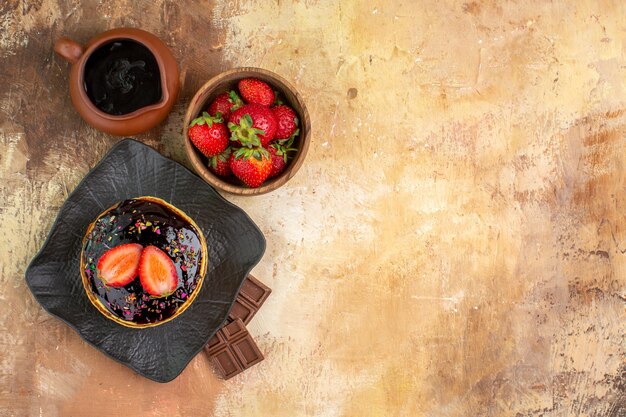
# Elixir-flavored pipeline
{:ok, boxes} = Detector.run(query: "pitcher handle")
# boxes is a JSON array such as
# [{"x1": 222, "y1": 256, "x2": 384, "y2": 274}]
[{"x1": 54, "y1": 37, "x2": 84, "y2": 64}]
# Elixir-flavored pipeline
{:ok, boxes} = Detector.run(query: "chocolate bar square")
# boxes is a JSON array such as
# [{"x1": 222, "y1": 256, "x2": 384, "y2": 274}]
[
  {"x1": 228, "y1": 274, "x2": 272, "y2": 324},
  {"x1": 222, "y1": 318, "x2": 247, "y2": 340},
  {"x1": 231, "y1": 336, "x2": 264, "y2": 368},
  {"x1": 240, "y1": 275, "x2": 272, "y2": 307},
  {"x1": 228, "y1": 296, "x2": 256, "y2": 325},
  {"x1": 211, "y1": 347, "x2": 241, "y2": 379},
  {"x1": 205, "y1": 330, "x2": 226, "y2": 355},
  {"x1": 206, "y1": 318, "x2": 264, "y2": 380}
]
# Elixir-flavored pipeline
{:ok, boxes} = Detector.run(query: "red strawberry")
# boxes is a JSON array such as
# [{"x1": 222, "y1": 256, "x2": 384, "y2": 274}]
[
  {"x1": 229, "y1": 104, "x2": 277, "y2": 147},
  {"x1": 207, "y1": 91, "x2": 243, "y2": 120},
  {"x1": 229, "y1": 147, "x2": 272, "y2": 188},
  {"x1": 238, "y1": 78, "x2": 274, "y2": 106},
  {"x1": 188, "y1": 112, "x2": 229, "y2": 157},
  {"x1": 96, "y1": 243, "x2": 143, "y2": 287},
  {"x1": 208, "y1": 147, "x2": 232, "y2": 178},
  {"x1": 271, "y1": 105, "x2": 299, "y2": 139},
  {"x1": 268, "y1": 146, "x2": 286, "y2": 179},
  {"x1": 139, "y1": 246, "x2": 178, "y2": 297},
  {"x1": 268, "y1": 137, "x2": 297, "y2": 178}
]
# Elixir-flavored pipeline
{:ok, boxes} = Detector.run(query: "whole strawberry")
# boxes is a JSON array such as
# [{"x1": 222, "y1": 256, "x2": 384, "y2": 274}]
[
  {"x1": 238, "y1": 78, "x2": 274, "y2": 106},
  {"x1": 188, "y1": 112, "x2": 229, "y2": 157},
  {"x1": 229, "y1": 147, "x2": 271, "y2": 188},
  {"x1": 229, "y1": 104, "x2": 277, "y2": 147},
  {"x1": 207, "y1": 91, "x2": 243, "y2": 120},
  {"x1": 208, "y1": 147, "x2": 232, "y2": 178},
  {"x1": 268, "y1": 137, "x2": 297, "y2": 178},
  {"x1": 267, "y1": 146, "x2": 286, "y2": 179},
  {"x1": 271, "y1": 105, "x2": 299, "y2": 139}
]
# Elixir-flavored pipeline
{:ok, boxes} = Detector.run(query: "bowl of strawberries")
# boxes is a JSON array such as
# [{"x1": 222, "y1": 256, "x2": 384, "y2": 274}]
[{"x1": 183, "y1": 67, "x2": 311, "y2": 195}]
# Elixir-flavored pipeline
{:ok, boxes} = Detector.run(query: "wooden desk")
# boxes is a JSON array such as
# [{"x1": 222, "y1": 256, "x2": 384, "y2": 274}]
[{"x1": 1, "y1": 1, "x2": 624, "y2": 415}]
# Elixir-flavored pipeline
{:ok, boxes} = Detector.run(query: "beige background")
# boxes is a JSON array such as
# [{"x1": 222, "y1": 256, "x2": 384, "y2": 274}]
[{"x1": 1, "y1": 0, "x2": 625, "y2": 416}]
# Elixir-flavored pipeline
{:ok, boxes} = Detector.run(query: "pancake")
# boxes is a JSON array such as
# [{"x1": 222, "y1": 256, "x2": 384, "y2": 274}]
[{"x1": 80, "y1": 197, "x2": 207, "y2": 328}]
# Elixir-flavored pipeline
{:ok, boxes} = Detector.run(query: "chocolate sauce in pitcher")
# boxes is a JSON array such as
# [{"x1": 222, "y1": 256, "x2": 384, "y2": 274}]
[{"x1": 83, "y1": 40, "x2": 162, "y2": 115}]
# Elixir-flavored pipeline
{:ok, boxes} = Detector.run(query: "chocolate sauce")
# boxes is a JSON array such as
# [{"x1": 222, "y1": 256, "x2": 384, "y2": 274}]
[
  {"x1": 82, "y1": 198, "x2": 204, "y2": 325},
  {"x1": 83, "y1": 40, "x2": 162, "y2": 115}
]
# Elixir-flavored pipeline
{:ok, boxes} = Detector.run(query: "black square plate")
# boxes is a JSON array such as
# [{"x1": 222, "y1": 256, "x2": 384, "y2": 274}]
[{"x1": 25, "y1": 139, "x2": 265, "y2": 382}]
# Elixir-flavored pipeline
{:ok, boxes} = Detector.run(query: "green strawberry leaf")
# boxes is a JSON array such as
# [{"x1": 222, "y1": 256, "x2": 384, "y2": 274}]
[
  {"x1": 229, "y1": 90, "x2": 243, "y2": 110},
  {"x1": 273, "y1": 90, "x2": 283, "y2": 106},
  {"x1": 200, "y1": 111, "x2": 214, "y2": 127},
  {"x1": 228, "y1": 114, "x2": 266, "y2": 148},
  {"x1": 286, "y1": 129, "x2": 299, "y2": 145},
  {"x1": 242, "y1": 114, "x2": 253, "y2": 128},
  {"x1": 272, "y1": 136, "x2": 297, "y2": 164},
  {"x1": 216, "y1": 147, "x2": 231, "y2": 162},
  {"x1": 234, "y1": 148, "x2": 246, "y2": 160},
  {"x1": 190, "y1": 116, "x2": 206, "y2": 126}
]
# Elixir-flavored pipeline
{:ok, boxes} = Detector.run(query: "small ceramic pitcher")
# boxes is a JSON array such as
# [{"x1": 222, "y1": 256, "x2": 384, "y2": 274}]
[{"x1": 54, "y1": 28, "x2": 179, "y2": 136}]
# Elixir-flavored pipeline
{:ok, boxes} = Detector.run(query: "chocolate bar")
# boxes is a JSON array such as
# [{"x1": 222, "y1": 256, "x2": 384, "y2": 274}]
[
  {"x1": 227, "y1": 274, "x2": 271, "y2": 324},
  {"x1": 205, "y1": 319, "x2": 264, "y2": 379},
  {"x1": 206, "y1": 275, "x2": 271, "y2": 379}
]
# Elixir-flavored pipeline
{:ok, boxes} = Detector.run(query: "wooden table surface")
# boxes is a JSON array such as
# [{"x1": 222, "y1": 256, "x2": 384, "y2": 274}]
[{"x1": 1, "y1": 1, "x2": 625, "y2": 416}]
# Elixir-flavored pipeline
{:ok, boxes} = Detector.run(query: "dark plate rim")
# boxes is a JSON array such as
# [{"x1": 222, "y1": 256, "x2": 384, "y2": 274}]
[{"x1": 25, "y1": 138, "x2": 266, "y2": 382}]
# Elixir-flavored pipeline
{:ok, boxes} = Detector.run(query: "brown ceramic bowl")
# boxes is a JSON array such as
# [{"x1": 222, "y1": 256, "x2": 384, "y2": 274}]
[{"x1": 183, "y1": 68, "x2": 311, "y2": 195}]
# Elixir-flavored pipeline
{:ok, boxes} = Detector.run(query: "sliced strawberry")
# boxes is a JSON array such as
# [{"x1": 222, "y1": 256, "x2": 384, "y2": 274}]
[
  {"x1": 96, "y1": 243, "x2": 143, "y2": 287},
  {"x1": 139, "y1": 246, "x2": 178, "y2": 297}
]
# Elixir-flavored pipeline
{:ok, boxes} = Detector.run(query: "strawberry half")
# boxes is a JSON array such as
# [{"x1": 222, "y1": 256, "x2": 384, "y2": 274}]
[
  {"x1": 188, "y1": 112, "x2": 229, "y2": 157},
  {"x1": 271, "y1": 105, "x2": 299, "y2": 139},
  {"x1": 238, "y1": 78, "x2": 274, "y2": 106},
  {"x1": 229, "y1": 104, "x2": 277, "y2": 147},
  {"x1": 96, "y1": 243, "x2": 143, "y2": 287},
  {"x1": 207, "y1": 91, "x2": 243, "y2": 120},
  {"x1": 139, "y1": 246, "x2": 178, "y2": 297}
]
